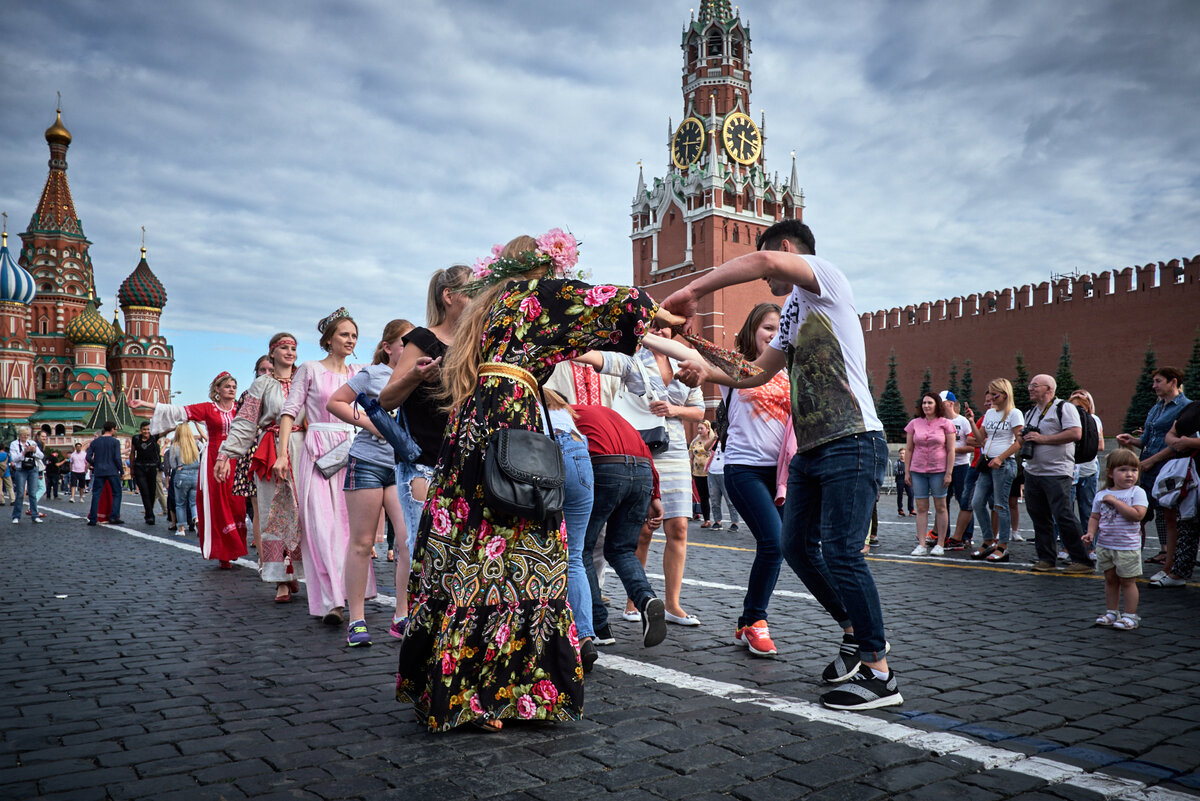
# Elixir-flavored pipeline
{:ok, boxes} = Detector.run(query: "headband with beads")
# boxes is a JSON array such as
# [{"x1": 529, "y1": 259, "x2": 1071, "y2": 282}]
[{"x1": 317, "y1": 307, "x2": 351, "y2": 334}]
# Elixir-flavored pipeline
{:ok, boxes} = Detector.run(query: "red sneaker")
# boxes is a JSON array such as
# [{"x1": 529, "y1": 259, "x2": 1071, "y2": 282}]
[{"x1": 733, "y1": 620, "x2": 777, "y2": 657}]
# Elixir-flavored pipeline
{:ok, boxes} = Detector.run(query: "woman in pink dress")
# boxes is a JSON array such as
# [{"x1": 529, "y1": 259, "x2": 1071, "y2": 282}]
[
  {"x1": 274, "y1": 308, "x2": 373, "y2": 624},
  {"x1": 136, "y1": 372, "x2": 248, "y2": 568}
]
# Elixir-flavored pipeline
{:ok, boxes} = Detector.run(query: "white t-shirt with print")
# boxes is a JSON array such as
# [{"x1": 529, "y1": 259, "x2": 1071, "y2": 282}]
[
  {"x1": 950, "y1": 415, "x2": 972, "y2": 467},
  {"x1": 1091, "y1": 486, "x2": 1148, "y2": 550},
  {"x1": 724, "y1": 372, "x2": 791, "y2": 467},
  {"x1": 767, "y1": 255, "x2": 882, "y2": 454},
  {"x1": 980, "y1": 408, "x2": 1024, "y2": 460}
]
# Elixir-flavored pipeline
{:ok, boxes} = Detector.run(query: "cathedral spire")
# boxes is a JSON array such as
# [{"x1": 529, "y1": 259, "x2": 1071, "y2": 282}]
[{"x1": 635, "y1": 161, "x2": 647, "y2": 199}]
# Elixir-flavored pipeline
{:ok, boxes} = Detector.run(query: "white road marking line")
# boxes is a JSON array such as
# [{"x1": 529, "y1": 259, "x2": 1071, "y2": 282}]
[
  {"x1": 602, "y1": 654, "x2": 1195, "y2": 801},
  {"x1": 645, "y1": 572, "x2": 816, "y2": 602},
  {"x1": 44, "y1": 506, "x2": 1193, "y2": 798}
]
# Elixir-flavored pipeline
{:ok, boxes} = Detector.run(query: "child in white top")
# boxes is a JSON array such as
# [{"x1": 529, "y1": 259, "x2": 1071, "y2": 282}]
[{"x1": 1082, "y1": 448, "x2": 1148, "y2": 630}]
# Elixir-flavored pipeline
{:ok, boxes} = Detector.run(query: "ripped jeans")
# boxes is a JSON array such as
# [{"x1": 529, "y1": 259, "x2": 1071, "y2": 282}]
[{"x1": 394, "y1": 461, "x2": 435, "y2": 559}]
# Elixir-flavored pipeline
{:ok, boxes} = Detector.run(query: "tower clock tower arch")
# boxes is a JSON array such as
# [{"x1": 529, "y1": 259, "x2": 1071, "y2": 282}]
[{"x1": 632, "y1": 1, "x2": 803, "y2": 403}]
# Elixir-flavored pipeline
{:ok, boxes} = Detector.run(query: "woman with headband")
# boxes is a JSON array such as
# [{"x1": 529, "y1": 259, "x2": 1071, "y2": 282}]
[
  {"x1": 134, "y1": 371, "x2": 248, "y2": 568},
  {"x1": 214, "y1": 334, "x2": 305, "y2": 603},
  {"x1": 274, "y1": 308, "x2": 369, "y2": 625}
]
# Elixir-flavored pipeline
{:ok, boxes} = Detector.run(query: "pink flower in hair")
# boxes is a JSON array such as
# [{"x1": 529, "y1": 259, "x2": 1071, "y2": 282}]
[
  {"x1": 472, "y1": 254, "x2": 497, "y2": 279},
  {"x1": 536, "y1": 228, "x2": 579, "y2": 273}
]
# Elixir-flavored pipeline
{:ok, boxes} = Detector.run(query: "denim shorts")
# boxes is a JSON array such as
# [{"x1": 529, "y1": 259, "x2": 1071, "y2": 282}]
[
  {"x1": 910, "y1": 470, "x2": 949, "y2": 499},
  {"x1": 343, "y1": 457, "x2": 396, "y2": 491}
]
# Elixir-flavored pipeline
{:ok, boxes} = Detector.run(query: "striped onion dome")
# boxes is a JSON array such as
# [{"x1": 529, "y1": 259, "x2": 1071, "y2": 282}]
[
  {"x1": 67, "y1": 297, "x2": 118, "y2": 347},
  {"x1": 117, "y1": 247, "x2": 167, "y2": 308},
  {"x1": 0, "y1": 232, "x2": 36, "y2": 305}
]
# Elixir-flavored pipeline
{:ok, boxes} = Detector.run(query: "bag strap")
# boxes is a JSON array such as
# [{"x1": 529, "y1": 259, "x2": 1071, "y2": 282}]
[
  {"x1": 632, "y1": 351, "x2": 662, "y2": 402},
  {"x1": 480, "y1": 363, "x2": 554, "y2": 440}
]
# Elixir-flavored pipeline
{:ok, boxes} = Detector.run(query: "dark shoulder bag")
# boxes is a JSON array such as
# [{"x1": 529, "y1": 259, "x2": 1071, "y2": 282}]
[{"x1": 483, "y1": 390, "x2": 565, "y2": 525}]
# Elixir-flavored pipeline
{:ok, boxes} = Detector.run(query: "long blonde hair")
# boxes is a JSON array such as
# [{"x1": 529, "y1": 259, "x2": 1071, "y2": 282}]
[
  {"x1": 172, "y1": 423, "x2": 200, "y2": 465},
  {"x1": 987, "y1": 378, "x2": 1015, "y2": 415},
  {"x1": 440, "y1": 235, "x2": 546, "y2": 410}
]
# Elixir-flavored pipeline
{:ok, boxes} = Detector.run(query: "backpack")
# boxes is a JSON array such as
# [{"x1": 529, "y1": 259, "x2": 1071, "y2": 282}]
[
  {"x1": 1152, "y1": 457, "x2": 1199, "y2": 520},
  {"x1": 1049, "y1": 400, "x2": 1099, "y2": 464}
]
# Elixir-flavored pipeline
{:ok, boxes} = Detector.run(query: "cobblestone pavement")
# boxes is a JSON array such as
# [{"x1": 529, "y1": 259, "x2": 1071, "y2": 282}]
[{"x1": 2, "y1": 496, "x2": 1198, "y2": 801}]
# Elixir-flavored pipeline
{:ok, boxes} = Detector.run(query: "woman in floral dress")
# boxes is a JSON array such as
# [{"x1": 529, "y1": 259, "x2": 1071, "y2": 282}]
[
  {"x1": 395, "y1": 230, "x2": 682, "y2": 732},
  {"x1": 136, "y1": 372, "x2": 247, "y2": 568}
]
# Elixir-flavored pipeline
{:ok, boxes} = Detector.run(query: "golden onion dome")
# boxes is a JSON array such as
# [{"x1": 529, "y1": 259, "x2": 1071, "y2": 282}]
[
  {"x1": 45, "y1": 109, "x2": 72, "y2": 146},
  {"x1": 66, "y1": 297, "x2": 118, "y2": 347}
]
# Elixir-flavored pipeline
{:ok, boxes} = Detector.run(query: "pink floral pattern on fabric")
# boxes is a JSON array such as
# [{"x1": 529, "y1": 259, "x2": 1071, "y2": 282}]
[{"x1": 396, "y1": 278, "x2": 657, "y2": 732}]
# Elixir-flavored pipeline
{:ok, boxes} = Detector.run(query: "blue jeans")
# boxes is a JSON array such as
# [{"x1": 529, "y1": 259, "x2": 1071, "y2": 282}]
[
  {"x1": 11, "y1": 467, "x2": 39, "y2": 519},
  {"x1": 1074, "y1": 472, "x2": 1098, "y2": 536},
  {"x1": 708, "y1": 473, "x2": 740, "y2": 525},
  {"x1": 173, "y1": 467, "x2": 198, "y2": 527},
  {"x1": 781, "y1": 432, "x2": 888, "y2": 662},
  {"x1": 584, "y1": 460, "x2": 656, "y2": 632},
  {"x1": 972, "y1": 458, "x2": 1016, "y2": 544},
  {"x1": 88, "y1": 474, "x2": 123, "y2": 523},
  {"x1": 950, "y1": 463, "x2": 975, "y2": 538},
  {"x1": 724, "y1": 463, "x2": 783, "y2": 627},
  {"x1": 395, "y1": 461, "x2": 435, "y2": 558},
  {"x1": 558, "y1": 433, "x2": 595, "y2": 639}
]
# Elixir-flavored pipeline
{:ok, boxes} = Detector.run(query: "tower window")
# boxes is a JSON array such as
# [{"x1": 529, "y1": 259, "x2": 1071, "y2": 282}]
[
  {"x1": 732, "y1": 36, "x2": 744, "y2": 61},
  {"x1": 707, "y1": 30, "x2": 723, "y2": 59}
]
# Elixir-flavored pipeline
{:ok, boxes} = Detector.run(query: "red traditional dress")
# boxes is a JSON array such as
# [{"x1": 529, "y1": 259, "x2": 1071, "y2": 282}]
[{"x1": 152, "y1": 401, "x2": 248, "y2": 562}]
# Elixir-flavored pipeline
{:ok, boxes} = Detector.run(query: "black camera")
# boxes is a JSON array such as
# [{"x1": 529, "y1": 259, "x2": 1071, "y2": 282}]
[{"x1": 1018, "y1": 426, "x2": 1039, "y2": 461}]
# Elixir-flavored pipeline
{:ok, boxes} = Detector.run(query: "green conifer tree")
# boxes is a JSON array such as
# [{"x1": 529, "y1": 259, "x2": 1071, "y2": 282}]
[
  {"x1": 1124, "y1": 344, "x2": 1158, "y2": 435},
  {"x1": 1054, "y1": 337, "x2": 1080, "y2": 399},
  {"x1": 1184, "y1": 330, "x2": 1200, "y2": 397},
  {"x1": 947, "y1": 360, "x2": 960, "y2": 400},
  {"x1": 877, "y1": 350, "x2": 908, "y2": 443},
  {"x1": 961, "y1": 360, "x2": 975, "y2": 413},
  {"x1": 1014, "y1": 352, "x2": 1030, "y2": 402}
]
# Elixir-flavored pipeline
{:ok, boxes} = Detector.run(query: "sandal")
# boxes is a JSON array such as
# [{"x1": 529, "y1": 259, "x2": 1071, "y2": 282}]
[
  {"x1": 970, "y1": 542, "x2": 997, "y2": 560},
  {"x1": 1146, "y1": 552, "x2": 1167, "y2": 565},
  {"x1": 1112, "y1": 613, "x2": 1141, "y2": 630},
  {"x1": 700, "y1": 521, "x2": 711, "y2": 529},
  {"x1": 473, "y1": 718, "x2": 503, "y2": 733},
  {"x1": 1094, "y1": 611, "x2": 1119, "y2": 627},
  {"x1": 986, "y1": 547, "x2": 1009, "y2": 563}
]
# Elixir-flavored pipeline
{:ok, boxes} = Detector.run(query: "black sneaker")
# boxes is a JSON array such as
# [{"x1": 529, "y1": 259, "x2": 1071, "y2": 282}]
[
  {"x1": 580, "y1": 639, "x2": 598, "y2": 673},
  {"x1": 640, "y1": 597, "x2": 667, "y2": 647},
  {"x1": 819, "y1": 665, "x2": 903, "y2": 710},
  {"x1": 592, "y1": 624, "x2": 616, "y2": 646},
  {"x1": 822, "y1": 635, "x2": 891, "y2": 684}
]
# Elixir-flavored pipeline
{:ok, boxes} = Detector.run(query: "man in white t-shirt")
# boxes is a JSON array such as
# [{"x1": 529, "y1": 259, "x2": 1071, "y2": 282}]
[{"x1": 665, "y1": 219, "x2": 899, "y2": 712}]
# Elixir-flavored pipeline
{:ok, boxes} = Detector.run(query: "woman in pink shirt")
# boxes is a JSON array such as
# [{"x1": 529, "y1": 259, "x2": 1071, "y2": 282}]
[{"x1": 904, "y1": 392, "x2": 957, "y2": 556}]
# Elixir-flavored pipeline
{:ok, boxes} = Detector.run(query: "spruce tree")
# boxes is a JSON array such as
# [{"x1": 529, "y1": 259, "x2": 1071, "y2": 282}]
[
  {"x1": 1184, "y1": 330, "x2": 1200, "y2": 397},
  {"x1": 947, "y1": 361, "x2": 960, "y2": 400},
  {"x1": 1123, "y1": 345, "x2": 1158, "y2": 435},
  {"x1": 919, "y1": 368, "x2": 932, "y2": 406},
  {"x1": 1014, "y1": 352, "x2": 1030, "y2": 401},
  {"x1": 961, "y1": 359, "x2": 975, "y2": 413},
  {"x1": 1054, "y1": 337, "x2": 1079, "y2": 399},
  {"x1": 877, "y1": 350, "x2": 908, "y2": 443}
]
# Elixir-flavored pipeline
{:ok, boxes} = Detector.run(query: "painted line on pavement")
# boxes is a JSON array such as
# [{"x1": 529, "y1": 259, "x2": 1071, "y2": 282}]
[
  {"x1": 602, "y1": 654, "x2": 1197, "y2": 801},
  {"x1": 44, "y1": 505, "x2": 1198, "y2": 797}
]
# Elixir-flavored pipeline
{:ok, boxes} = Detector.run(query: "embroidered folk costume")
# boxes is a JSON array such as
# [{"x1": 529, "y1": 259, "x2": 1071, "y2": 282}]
[
  {"x1": 220, "y1": 369, "x2": 305, "y2": 584},
  {"x1": 396, "y1": 230, "x2": 658, "y2": 731},
  {"x1": 151, "y1": 392, "x2": 248, "y2": 563}
]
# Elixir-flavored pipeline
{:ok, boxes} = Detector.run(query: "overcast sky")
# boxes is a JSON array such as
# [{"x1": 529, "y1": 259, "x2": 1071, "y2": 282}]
[{"x1": 2, "y1": 1, "x2": 1197, "y2": 402}]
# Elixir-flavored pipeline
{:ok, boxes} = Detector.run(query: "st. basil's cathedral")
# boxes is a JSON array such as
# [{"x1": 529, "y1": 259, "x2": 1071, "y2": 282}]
[{"x1": 0, "y1": 105, "x2": 173, "y2": 444}]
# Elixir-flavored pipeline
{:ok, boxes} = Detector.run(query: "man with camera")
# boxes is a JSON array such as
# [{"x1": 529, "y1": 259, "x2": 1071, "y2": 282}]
[{"x1": 1022, "y1": 375, "x2": 1093, "y2": 573}]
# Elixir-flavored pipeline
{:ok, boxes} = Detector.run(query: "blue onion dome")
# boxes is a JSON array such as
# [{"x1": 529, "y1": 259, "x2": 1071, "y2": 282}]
[
  {"x1": 67, "y1": 296, "x2": 118, "y2": 347},
  {"x1": 0, "y1": 231, "x2": 36, "y2": 305},
  {"x1": 117, "y1": 247, "x2": 167, "y2": 308}
]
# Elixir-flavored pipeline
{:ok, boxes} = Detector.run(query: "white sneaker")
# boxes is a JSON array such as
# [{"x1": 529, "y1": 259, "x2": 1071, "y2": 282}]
[
  {"x1": 930, "y1": 545, "x2": 945, "y2": 556},
  {"x1": 910, "y1": 545, "x2": 929, "y2": 556},
  {"x1": 1149, "y1": 570, "x2": 1167, "y2": 582},
  {"x1": 1057, "y1": 550, "x2": 1069, "y2": 561},
  {"x1": 1010, "y1": 533, "x2": 1026, "y2": 542},
  {"x1": 1151, "y1": 575, "x2": 1186, "y2": 588}
]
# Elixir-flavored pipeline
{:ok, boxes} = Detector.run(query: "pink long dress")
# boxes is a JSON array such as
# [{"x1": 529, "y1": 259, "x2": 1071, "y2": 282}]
[{"x1": 280, "y1": 360, "x2": 375, "y2": 617}]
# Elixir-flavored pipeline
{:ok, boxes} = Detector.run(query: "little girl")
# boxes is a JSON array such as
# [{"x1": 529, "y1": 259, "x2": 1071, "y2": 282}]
[{"x1": 1082, "y1": 448, "x2": 1148, "y2": 630}]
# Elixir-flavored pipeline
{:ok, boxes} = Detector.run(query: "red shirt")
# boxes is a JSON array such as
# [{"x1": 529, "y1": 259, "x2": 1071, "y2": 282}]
[{"x1": 572, "y1": 404, "x2": 660, "y2": 499}]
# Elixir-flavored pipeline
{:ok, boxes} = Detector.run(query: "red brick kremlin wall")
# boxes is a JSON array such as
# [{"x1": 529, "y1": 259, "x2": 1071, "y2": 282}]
[{"x1": 860, "y1": 256, "x2": 1200, "y2": 425}]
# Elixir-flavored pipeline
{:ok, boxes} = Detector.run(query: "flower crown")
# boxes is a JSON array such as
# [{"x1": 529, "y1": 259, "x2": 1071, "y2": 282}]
[{"x1": 463, "y1": 228, "x2": 589, "y2": 296}]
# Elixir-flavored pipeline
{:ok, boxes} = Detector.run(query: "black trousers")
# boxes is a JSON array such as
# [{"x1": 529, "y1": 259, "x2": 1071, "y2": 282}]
[{"x1": 132, "y1": 466, "x2": 159, "y2": 520}]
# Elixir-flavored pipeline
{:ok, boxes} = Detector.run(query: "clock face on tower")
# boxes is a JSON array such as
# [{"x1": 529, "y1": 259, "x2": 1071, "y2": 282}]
[
  {"x1": 721, "y1": 111, "x2": 762, "y2": 165},
  {"x1": 671, "y1": 117, "x2": 706, "y2": 169}
]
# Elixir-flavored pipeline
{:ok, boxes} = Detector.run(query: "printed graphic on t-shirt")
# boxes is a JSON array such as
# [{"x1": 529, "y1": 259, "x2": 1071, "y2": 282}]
[
  {"x1": 782, "y1": 310, "x2": 866, "y2": 450},
  {"x1": 737, "y1": 372, "x2": 790, "y2": 423}
]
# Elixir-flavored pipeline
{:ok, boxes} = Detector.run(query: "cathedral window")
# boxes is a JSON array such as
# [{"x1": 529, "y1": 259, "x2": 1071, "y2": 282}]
[
  {"x1": 39, "y1": 317, "x2": 48, "y2": 335},
  {"x1": 55, "y1": 424, "x2": 66, "y2": 436}
]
